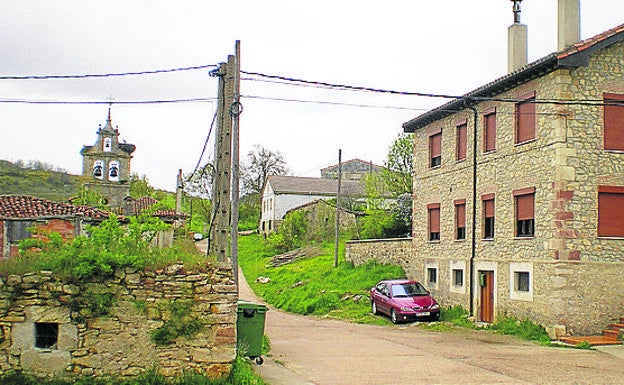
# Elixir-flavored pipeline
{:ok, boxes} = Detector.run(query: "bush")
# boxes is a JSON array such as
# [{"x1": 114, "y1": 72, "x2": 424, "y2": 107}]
[{"x1": 491, "y1": 317, "x2": 551, "y2": 344}]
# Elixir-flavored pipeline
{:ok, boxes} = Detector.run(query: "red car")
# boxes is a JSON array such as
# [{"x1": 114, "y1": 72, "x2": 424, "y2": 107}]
[{"x1": 370, "y1": 279, "x2": 440, "y2": 323}]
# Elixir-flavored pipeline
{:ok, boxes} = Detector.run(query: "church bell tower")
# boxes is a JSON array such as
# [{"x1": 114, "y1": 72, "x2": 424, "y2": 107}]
[{"x1": 80, "y1": 108, "x2": 136, "y2": 212}]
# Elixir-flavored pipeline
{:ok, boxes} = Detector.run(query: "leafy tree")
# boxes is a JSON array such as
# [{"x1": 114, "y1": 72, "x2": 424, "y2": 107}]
[
  {"x1": 129, "y1": 173, "x2": 155, "y2": 198},
  {"x1": 381, "y1": 133, "x2": 414, "y2": 195},
  {"x1": 72, "y1": 187, "x2": 108, "y2": 210},
  {"x1": 241, "y1": 145, "x2": 289, "y2": 197}
]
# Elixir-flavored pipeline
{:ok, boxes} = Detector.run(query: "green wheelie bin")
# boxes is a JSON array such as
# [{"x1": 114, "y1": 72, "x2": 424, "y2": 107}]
[{"x1": 236, "y1": 300, "x2": 268, "y2": 365}]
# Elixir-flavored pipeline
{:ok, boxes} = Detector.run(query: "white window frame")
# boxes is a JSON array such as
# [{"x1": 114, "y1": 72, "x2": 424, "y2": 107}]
[
  {"x1": 450, "y1": 260, "x2": 466, "y2": 294},
  {"x1": 510, "y1": 262, "x2": 533, "y2": 301},
  {"x1": 424, "y1": 261, "x2": 439, "y2": 290}
]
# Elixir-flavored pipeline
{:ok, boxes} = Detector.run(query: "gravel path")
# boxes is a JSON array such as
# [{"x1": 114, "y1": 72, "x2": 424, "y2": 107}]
[{"x1": 238, "y1": 268, "x2": 624, "y2": 385}]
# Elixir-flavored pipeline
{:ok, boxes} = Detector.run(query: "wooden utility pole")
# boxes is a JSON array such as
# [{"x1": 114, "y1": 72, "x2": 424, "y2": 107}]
[
  {"x1": 230, "y1": 41, "x2": 241, "y2": 289},
  {"x1": 210, "y1": 57, "x2": 234, "y2": 261},
  {"x1": 334, "y1": 149, "x2": 342, "y2": 268}
]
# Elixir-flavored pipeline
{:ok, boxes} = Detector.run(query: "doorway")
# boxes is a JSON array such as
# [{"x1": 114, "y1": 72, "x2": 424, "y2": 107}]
[{"x1": 479, "y1": 271, "x2": 494, "y2": 323}]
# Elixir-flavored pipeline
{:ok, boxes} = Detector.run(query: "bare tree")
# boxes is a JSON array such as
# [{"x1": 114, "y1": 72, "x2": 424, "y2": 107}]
[{"x1": 241, "y1": 145, "x2": 289, "y2": 196}]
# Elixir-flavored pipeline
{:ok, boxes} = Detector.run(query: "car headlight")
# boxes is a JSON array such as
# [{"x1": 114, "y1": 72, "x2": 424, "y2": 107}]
[
  {"x1": 431, "y1": 303, "x2": 440, "y2": 310},
  {"x1": 400, "y1": 307, "x2": 413, "y2": 312}
]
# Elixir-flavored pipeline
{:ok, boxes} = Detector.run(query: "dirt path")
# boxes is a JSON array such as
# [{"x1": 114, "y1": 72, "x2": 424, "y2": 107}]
[{"x1": 238, "y1": 268, "x2": 624, "y2": 385}]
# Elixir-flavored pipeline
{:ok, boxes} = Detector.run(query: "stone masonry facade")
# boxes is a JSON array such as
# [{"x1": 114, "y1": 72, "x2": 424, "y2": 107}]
[
  {"x1": 348, "y1": 38, "x2": 624, "y2": 336},
  {"x1": 0, "y1": 263, "x2": 237, "y2": 379}
]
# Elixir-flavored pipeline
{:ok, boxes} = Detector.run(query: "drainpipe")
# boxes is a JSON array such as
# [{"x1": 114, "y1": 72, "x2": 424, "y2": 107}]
[{"x1": 465, "y1": 102, "x2": 478, "y2": 318}]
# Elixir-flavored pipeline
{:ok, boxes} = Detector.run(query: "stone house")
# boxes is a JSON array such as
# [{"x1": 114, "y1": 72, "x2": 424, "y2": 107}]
[
  {"x1": 400, "y1": 3, "x2": 624, "y2": 336},
  {"x1": 0, "y1": 195, "x2": 112, "y2": 259},
  {"x1": 260, "y1": 175, "x2": 365, "y2": 235},
  {"x1": 320, "y1": 159, "x2": 383, "y2": 181}
]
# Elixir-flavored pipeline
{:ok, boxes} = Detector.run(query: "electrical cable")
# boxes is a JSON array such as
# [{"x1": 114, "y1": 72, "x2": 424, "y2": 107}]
[
  {"x1": 0, "y1": 64, "x2": 219, "y2": 80},
  {"x1": 0, "y1": 97, "x2": 217, "y2": 105}
]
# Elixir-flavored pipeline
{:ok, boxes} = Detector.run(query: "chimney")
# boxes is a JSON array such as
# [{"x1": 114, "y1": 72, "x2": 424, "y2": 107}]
[
  {"x1": 508, "y1": 0, "x2": 528, "y2": 73},
  {"x1": 558, "y1": 0, "x2": 580, "y2": 51}
]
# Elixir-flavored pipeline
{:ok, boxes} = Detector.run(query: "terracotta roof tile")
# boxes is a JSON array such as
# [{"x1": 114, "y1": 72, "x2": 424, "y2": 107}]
[
  {"x1": 558, "y1": 23, "x2": 624, "y2": 59},
  {"x1": 0, "y1": 195, "x2": 112, "y2": 220},
  {"x1": 267, "y1": 175, "x2": 366, "y2": 196}
]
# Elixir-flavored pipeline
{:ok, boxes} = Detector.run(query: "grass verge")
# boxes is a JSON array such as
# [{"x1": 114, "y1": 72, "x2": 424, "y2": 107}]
[{"x1": 238, "y1": 234, "x2": 404, "y2": 324}]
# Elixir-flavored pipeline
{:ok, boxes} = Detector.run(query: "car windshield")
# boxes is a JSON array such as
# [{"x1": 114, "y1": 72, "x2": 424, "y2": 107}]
[{"x1": 391, "y1": 282, "x2": 428, "y2": 297}]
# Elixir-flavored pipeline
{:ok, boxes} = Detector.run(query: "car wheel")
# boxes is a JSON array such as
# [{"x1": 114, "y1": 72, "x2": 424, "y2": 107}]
[
  {"x1": 371, "y1": 301, "x2": 379, "y2": 315},
  {"x1": 430, "y1": 312, "x2": 440, "y2": 322},
  {"x1": 390, "y1": 309, "x2": 399, "y2": 324}
]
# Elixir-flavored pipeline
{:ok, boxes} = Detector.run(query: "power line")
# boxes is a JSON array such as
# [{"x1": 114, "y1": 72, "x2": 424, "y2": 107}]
[
  {"x1": 0, "y1": 97, "x2": 217, "y2": 105},
  {"x1": 241, "y1": 94, "x2": 429, "y2": 111},
  {"x1": 241, "y1": 70, "x2": 624, "y2": 107},
  {"x1": 0, "y1": 64, "x2": 219, "y2": 80}
]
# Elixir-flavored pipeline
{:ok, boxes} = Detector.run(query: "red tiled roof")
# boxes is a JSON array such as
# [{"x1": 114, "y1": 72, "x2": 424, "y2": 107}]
[
  {"x1": 0, "y1": 195, "x2": 112, "y2": 220},
  {"x1": 125, "y1": 196, "x2": 188, "y2": 218},
  {"x1": 558, "y1": 23, "x2": 624, "y2": 59}
]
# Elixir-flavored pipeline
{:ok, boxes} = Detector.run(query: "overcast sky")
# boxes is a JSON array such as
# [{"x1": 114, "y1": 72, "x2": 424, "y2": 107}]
[{"x1": 1, "y1": 1, "x2": 623, "y2": 191}]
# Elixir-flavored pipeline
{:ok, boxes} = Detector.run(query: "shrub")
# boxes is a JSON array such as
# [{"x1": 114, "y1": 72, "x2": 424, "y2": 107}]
[{"x1": 491, "y1": 317, "x2": 551, "y2": 344}]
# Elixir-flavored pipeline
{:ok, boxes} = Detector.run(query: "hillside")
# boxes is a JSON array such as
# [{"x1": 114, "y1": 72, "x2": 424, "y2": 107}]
[{"x1": 0, "y1": 160, "x2": 86, "y2": 201}]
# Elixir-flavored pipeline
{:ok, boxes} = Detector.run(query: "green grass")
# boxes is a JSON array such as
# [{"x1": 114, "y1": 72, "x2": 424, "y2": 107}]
[
  {"x1": 238, "y1": 234, "x2": 405, "y2": 323},
  {"x1": 490, "y1": 317, "x2": 551, "y2": 345}
]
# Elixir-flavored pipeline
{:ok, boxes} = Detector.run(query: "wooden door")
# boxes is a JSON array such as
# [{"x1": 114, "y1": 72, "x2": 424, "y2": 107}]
[{"x1": 479, "y1": 271, "x2": 494, "y2": 323}]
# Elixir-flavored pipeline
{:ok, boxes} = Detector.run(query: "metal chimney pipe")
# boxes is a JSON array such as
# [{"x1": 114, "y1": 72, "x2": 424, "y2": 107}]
[{"x1": 508, "y1": 0, "x2": 528, "y2": 73}]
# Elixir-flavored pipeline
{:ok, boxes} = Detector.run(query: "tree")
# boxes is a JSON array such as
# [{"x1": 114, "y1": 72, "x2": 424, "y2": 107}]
[
  {"x1": 381, "y1": 133, "x2": 413, "y2": 195},
  {"x1": 241, "y1": 145, "x2": 289, "y2": 196},
  {"x1": 183, "y1": 164, "x2": 213, "y2": 199}
]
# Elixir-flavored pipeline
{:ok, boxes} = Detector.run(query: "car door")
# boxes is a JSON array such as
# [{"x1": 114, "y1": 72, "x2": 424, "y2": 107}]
[{"x1": 375, "y1": 283, "x2": 391, "y2": 315}]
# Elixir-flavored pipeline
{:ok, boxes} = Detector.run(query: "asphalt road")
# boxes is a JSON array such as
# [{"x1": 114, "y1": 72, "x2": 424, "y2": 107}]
[{"x1": 238, "y1": 268, "x2": 624, "y2": 385}]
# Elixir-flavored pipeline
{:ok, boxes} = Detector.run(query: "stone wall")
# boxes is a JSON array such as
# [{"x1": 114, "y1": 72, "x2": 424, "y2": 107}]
[
  {"x1": 346, "y1": 238, "x2": 412, "y2": 272},
  {"x1": 0, "y1": 263, "x2": 237, "y2": 379}
]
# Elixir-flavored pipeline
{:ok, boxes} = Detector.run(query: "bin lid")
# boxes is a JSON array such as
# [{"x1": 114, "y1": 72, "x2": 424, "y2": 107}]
[{"x1": 237, "y1": 300, "x2": 268, "y2": 312}]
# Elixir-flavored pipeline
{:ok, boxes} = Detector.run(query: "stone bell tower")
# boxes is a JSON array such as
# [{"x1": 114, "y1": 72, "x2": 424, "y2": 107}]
[{"x1": 80, "y1": 108, "x2": 136, "y2": 212}]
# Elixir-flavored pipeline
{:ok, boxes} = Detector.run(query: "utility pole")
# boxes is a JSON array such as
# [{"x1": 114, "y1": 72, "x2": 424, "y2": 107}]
[
  {"x1": 230, "y1": 41, "x2": 241, "y2": 290},
  {"x1": 210, "y1": 57, "x2": 234, "y2": 261},
  {"x1": 334, "y1": 149, "x2": 342, "y2": 268}
]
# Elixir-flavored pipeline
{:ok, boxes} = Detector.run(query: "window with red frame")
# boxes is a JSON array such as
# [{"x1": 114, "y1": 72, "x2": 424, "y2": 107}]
[
  {"x1": 455, "y1": 199, "x2": 466, "y2": 240},
  {"x1": 482, "y1": 194, "x2": 495, "y2": 239},
  {"x1": 429, "y1": 132, "x2": 442, "y2": 168},
  {"x1": 515, "y1": 93, "x2": 536, "y2": 144},
  {"x1": 514, "y1": 188, "x2": 535, "y2": 238},
  {"x1": 484, "y1": 110, "x2": 496, "y2": 152},
  {"x1": 598, "y1": 186, "x2": 624, "y2": 237},
  {"x1": 456, "y1": 122, "x2": 467, "y2": 161},
  {"x1": 604, "y1": 93, "x2": 624, "y2": 151},
  {"x1": 428, "y1": 203, "x2": 440, "y2": 241}
]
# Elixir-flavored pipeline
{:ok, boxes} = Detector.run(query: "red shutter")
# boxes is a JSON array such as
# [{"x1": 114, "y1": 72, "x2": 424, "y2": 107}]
[
  {"x1": 483, "y1": 199, "x2": 494, "y2": 218},
  {"x1": 484, "y1": 112, "x2": 496, "y2": 152},
  {"x1": 429, "y1": 207, "x2": 440, "y2": 233},
  {"x1": 598, "y1": 186, "x2": 624, "y2": 237},
  {"x1": 516, "y1": 97, "x2": 536, "y2": 143},
  {"x1": 516, "y1": 193, "x2": 535, "y2": 221},
  {"x1": 604, "y1": 93, "x2": 624, "y2": 151},
  {"x1": 456, "y1": 203, "x2": 466, "y2": 228},
  {"x1": 457, "y1": 123, "x2": 467, "y2": 160},
  {"x1": 430, "y1": 133, "x2": 442, "y2": 158}
]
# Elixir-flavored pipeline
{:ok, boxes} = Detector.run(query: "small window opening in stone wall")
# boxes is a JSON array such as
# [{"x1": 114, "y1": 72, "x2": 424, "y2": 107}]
[
  {"x1": 452, "y1": 269, "x2": 464, "y2": 287},
  {"x1": 35, "y1": 322, "x2": 59, "y2": 349},
  {"x1": 514, "y1": 271, "x2": 530, "y2": 293},
  {"x1": 427, "y1": 267, "x2": 437, "y2": 285}
]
